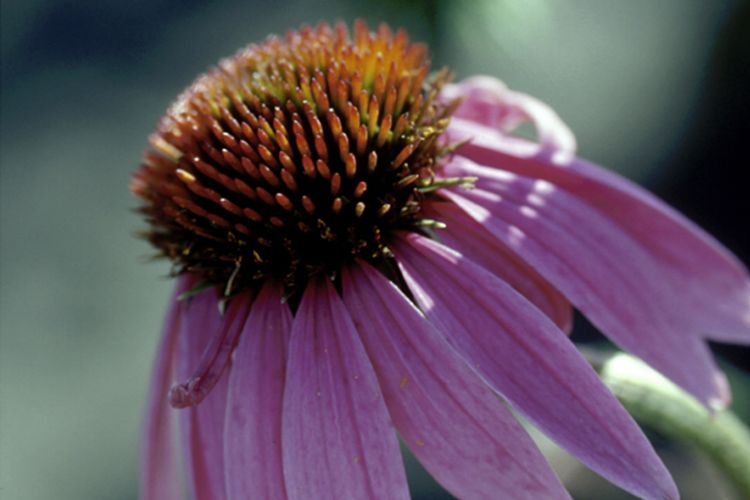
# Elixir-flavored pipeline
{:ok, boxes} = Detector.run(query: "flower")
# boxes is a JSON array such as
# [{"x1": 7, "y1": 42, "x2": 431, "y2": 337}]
[{"x1": 133, "y1": 21, "x2": 750, "y2": 500}]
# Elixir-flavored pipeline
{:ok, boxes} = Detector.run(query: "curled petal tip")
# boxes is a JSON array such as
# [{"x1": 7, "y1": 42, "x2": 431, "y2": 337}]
[
  {"x1": 168, "y1": 379, "x2": 204, "y2": 408},
  {"x1": 709, "y1": 371, "x2": 732, "y2": 412},
  {"x1": 445, "y1": 75, "x2": 577, "y2": 156}
]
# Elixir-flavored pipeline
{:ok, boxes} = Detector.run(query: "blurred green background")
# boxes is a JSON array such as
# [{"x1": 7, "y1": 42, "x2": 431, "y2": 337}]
[{"x1": 2, "y1": 1, "x2": 749, "y2": 498}]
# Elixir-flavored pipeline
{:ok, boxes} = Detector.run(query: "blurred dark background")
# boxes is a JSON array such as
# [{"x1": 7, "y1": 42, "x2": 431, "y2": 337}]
[{"x1": 1, "y1": 1, "x2": 748, "y2": 499}]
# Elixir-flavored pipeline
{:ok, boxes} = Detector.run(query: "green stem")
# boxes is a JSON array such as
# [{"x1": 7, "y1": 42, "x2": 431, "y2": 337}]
[{"x1": 596, "y1": 352, "x2": 750, "y2": 498}]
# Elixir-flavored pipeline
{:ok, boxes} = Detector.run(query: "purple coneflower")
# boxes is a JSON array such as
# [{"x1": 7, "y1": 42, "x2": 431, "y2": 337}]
[{"x1": 132, "y1": 21, "x2": 750, "y2": 500}]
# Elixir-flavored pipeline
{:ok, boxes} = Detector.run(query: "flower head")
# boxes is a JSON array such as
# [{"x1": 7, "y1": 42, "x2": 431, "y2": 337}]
[
  {"x1": 132, "y1": 21, "x2": 452, "y2": 297},
  {"x1": 134, "y1": 21, "x2": 750, "y2": 500}
]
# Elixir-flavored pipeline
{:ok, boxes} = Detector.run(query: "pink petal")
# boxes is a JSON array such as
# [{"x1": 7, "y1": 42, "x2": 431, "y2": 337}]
[
  {"x1": 424, "y1": 199, "x2": 572, "y2": 333},
  {"x1": 169, "y1": 289, "x2": 249, "y2": 409},
  {"x1": 175, "y1": 287, "x2": 241, "y2": 500},
  {"x1": 441, "y1": 163, "x2": 728, "y2": 408},
  {"x1": 282, "y1": 279, "x2": 409, "y2": 500},
  {"x1": 444, "y1": 115, "x2": 750, "y2": 344},
  {"x1": 395, "y1": 234, "x2": 678, "y2": 500},
  {"x1": 224, "y1": 282, "x2": 292, "y2": 500},
  {"x1": 342, "y1": 262, "x2": 569, "y2": 499},
  {"x1": 441, "y1": 77, "x2": 576, "y2": 154},
  {"x1": 140, "y1": 274, "x2": 195, "y2": 500}
]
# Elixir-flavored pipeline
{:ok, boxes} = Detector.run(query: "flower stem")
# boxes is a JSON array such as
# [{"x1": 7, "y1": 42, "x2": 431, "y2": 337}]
[{"x1": 594, "y1": 352, "x2": 750, "y2": 497}]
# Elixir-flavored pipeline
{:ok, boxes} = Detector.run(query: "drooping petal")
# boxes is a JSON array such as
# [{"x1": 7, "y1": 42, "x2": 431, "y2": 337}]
[
  {"x1": 444, "y1": 115, "x2": 750, "y2": 344},
  {"x1": 441, "y1": 163, "x2": 728, "y2": 408},
  {"x1": 282, "y1": 279, "x2": 409, "y2": 500},
  {"x1": 424, "y1": 199, "x2": 572, "y2": 333},
  {"x1": 224, "y1": 283, "x2": 292, "y2": 500},
  {"x1": 169, "y1": 289, "x2": 250, "y2": 409},
  {"x1": 342, "y1": 262, "x2": 569, "y2": 499},
  {"x1": 395, "y1": 234, "x2": 678, "y2": 500},
  {"x1": 175, "y1": 287, "x2": 244, "y2": 500},
  {"x1": 140, "y1": 274, "x2": 195, "y2": 500}
]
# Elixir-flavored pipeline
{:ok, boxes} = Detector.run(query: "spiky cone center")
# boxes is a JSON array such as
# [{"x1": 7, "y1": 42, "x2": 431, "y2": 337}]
[{"x1": 132, "y1": 21, "x2": 456, "y2": 296}]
